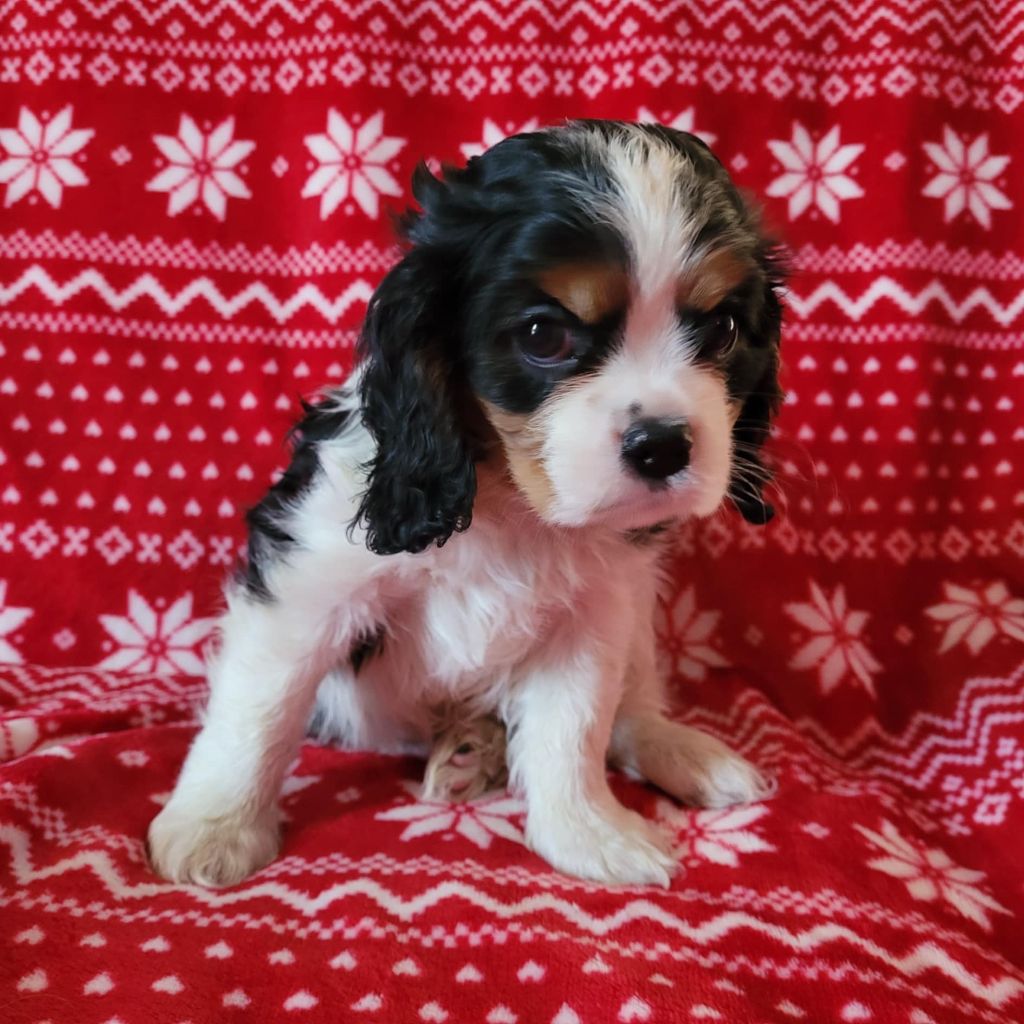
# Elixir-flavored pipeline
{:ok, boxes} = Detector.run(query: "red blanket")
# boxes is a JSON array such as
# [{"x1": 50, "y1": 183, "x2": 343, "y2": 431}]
[{"x1": 2, "y1": 3, "x2": 1022, "y2": 1022}]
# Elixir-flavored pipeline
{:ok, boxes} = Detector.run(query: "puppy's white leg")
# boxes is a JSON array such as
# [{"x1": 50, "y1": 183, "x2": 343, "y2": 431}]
[
  {"x1": 611, "y1": 618, "x2": 772, "y2": 808},
  {"x1": 148, "y1": 594, "x2": 336, "y2": 887},
  {"x1": 507, "y1": 616, "x2": 676, "y2": 888}
]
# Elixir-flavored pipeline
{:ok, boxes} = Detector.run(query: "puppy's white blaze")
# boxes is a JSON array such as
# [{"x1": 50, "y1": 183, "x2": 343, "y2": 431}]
[{"x1": 603, "y1": 131, "x2": 698, "y2": 295}]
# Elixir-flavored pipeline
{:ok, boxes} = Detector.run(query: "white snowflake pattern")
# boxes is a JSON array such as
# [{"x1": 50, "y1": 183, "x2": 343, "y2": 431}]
[
  {"x1": 766, "y1": 122, "x2": 863, "y2": 223},
  {"x1": 925, "y1": 580, "x2": 1024, "y2": 655},
  {"x1": 460, "y1": 117, "x2": 540, "y2": 161},
  {"x1": 785, "y1": 582, "x2": 881, "y2": 696},
  {"x1": 0, "y1": 105, "x2": 93, "y2": 208},
  {"x1": 97, "y1": 591, "x2": 215, "y2": 676},
  {"x1": 146, "y1": 114, "x2": 254, "y2": 220},
  {"x1": 637, "y1": 106, "x2": 716, "y2": 146},
  {"x1": 375, "y1": 784, "x2": 525, "y2": 850},
  {"x1": 302, "y1": 109, "x2": 404, "y2": 219},
  {"x1": 922, "y1": 127, "x2": 1011, "y2": 229},
  {"x1": 666, "y1": 586, "x2": 729, "y2": 681},
  {"x1": 0, "y1": 580, "x2": 33, "y2": 664},
  {"x1": 855, "y1": 819, "x2": 1011, "y2": 931},
  {"x1": 657, "y1": 801, "x2": 773, "y2": 867}
]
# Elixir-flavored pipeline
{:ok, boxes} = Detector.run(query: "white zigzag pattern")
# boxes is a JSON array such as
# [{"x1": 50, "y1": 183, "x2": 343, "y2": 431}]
[
  {"x1": 7, "y1": 268, "x2": 1024, "y2": 330},
  {"x1": 792, "y1": 662, "x2": 1024, "y2": 787},
  {"x1": 0, "y1": 824, "x2": 1019, "y2": 1008},
  {"x1": 787, "y1": 276, "x2": 1024, "y2": 327},
  {"x1": 0, "y1": 265, "x2": 373, "y2": 324},
  {"x1": 11, "y1": 0, "x2": 1024, "y2": 48}
]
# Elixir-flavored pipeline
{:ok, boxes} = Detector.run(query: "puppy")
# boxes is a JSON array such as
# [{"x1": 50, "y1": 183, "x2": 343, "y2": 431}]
[{"x1": 148, "y1": 120, "x2": 783, "y2": 888}]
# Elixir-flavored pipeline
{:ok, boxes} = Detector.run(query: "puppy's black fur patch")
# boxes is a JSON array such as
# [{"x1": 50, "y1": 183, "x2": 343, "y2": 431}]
[{"x1": 241, "y1": 397, "x2": 353, "y2": 600}]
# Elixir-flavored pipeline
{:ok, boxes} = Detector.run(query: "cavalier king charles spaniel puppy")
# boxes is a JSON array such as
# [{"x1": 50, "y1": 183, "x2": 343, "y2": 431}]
[{"x1": 149, "y1": 119, "x2": 783, "y2": 888}]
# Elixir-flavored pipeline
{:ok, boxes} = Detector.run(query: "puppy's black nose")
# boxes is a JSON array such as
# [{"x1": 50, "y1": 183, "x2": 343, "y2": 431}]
[{"x1": 621, "y1": 418, "x2": 691, "y2": 480}]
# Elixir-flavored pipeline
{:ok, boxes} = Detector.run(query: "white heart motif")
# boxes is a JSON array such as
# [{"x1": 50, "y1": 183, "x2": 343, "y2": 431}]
[
  {"x1": 283, "y1": 991, "x2": 318, "y2": 1011},
  {"x1": 619, "y1": 996, "x2": 652, "y2": 1022},
  {"x1": 516, "y1": 960, "x2": 545, "y2": 983},
  {"x1": 352, "y1": 993, "x2": 383, "y2": 1013}
]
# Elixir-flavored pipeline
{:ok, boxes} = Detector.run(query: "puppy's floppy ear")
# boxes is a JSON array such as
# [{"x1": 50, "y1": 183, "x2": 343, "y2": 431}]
[
  {"x1": 729, "y1": 252, "x2": 785, "y2": 525},
  {"x1": 353, "y1": 241, "x2": 475, "y2": 555}
]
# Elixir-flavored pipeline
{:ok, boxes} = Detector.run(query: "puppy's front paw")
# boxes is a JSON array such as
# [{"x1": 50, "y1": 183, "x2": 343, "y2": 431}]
[
  {"x1": 622, "y1": 717, "x2": 774, "y2": 809},
  {"x1": 691, "y1": 745, "x2": 775, "y2": 809},
  {"x1": 528, "y1": 801, "x2": 677, "y2": 888},
  {"x1": 148, "y1": 803, "x2": 280, "y2": 888}
]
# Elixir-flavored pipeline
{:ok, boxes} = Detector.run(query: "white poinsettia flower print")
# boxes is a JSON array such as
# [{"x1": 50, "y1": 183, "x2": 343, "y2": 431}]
[
  {"x1": 0, "y1": 580, "x2": 33, "y2": 664},
  {"x1": 98, "y1": 591, "x2": 215, "y2": 676},
  {"x1": 668, "y1": 586, "x2": 729, "y2": 681},
  {"x1": 460, "y1": 117, "x2": 540, "y2": 161},
  {"x1": 302, "y1": 109, "x2": 405, "y2": 219},
  {"x1": 0, "y1": 105, "x2": 93, "y2": 208},
  {"x1": 146, "y1": 114, "x2": 255, "y2": 220},
  {"x1": 855, "y1": 820, "x2": 1011, "y2": 931},
  {"x1": 766, "y1": 122, "x2": 863, "y2": 223},
  {"x1": 637, "y1": 106, "x2": 716, "y2": 146},
  {"x1": 785, "y1": 582, "x2": 881, "y2": 696},
  {"x1": 657, "y1": 800, "x2": 773, "y2": 868},
  {"x1": 922, "y1": 127, "x2": 1011, "y2": 229},
  {"x1": 925, "y1": 580, "x2": 1024, "y2": 655},
  {"x1": 375, "y1": 783, "x2": 525, "y2": 850}
]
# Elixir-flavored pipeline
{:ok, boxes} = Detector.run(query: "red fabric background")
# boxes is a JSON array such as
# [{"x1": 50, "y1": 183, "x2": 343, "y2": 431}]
[{"x1": 2, "y1": 3, "x2": 1023, "y2": 1022}]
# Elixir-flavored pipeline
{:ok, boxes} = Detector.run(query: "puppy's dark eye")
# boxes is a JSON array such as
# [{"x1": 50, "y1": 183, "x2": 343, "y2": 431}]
[
  {"x1": 708, "y1": 313, "x2": 739, "y2": 357},
  {"x1": 515, "y1": 319, "x2": 579, "y2": 368}
]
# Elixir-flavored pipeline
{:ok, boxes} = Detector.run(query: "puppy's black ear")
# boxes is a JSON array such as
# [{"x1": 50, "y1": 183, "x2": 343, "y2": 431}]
[
  {"x1": 354, "y1": 243, "x2": 475, "y2": 555},
  {"x1": 730, "y1": 258, "x2": 784, "y2": 525}
]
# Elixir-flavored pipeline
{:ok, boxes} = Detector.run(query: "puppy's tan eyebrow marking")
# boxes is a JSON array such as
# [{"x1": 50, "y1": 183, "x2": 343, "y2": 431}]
[
  {"x1": 678, "y1": 247, "x2": 753, "y2": 312},
  {"x1": 536, "y1": 262, "x2": 628, "y2": 324}
]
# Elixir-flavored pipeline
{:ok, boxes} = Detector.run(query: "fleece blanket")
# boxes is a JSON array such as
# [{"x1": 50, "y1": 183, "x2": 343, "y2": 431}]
[{"x1": 1, "y1": 2, "x2": 1022, "y2": 1022}]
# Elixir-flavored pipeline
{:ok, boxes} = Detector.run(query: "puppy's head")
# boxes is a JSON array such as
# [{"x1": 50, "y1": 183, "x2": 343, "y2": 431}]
[{"x1": 356, "y1": 120, "x2": 784, "y2": 554}]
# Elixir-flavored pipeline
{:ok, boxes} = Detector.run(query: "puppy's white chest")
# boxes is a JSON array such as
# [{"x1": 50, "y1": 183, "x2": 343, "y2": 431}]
[{"x1": 408, "y1": 531, "x2": 582, "y2": 687}]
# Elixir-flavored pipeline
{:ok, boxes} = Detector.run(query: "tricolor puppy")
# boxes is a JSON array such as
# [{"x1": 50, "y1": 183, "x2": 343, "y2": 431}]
[{"x1": 149, "y1": 120, "x2": 784, "y2": 888}]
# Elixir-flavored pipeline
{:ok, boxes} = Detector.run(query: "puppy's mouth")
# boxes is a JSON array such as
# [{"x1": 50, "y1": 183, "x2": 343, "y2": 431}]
[{"x1": 553, "y1": 473, "x2": 726, "y2": 532}]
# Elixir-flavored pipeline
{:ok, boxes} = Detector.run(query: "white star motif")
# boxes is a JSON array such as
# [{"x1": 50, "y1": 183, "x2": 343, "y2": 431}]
[
  {"x1": 146, "y1": 114, "x2": 255, "y2": 220},
  {"x1": 855, "y1": 819, "x2": 1011, "y2": 931},
  {"x1": 657, "y1": 801, "x2": 773, "y2": 868},
  {"x1": 302, "y1": 109, "x2": 405, "y2": 219},
  {"x1": 97, "y1": 591, "x2": 215, "y2": 676},
  {"x1": 0, "y1": 106, "x2": 93, "y2": 208},
  {"x1": 637, "y1": 106, "x2": 716, "y2": 146},
  {"x1": 766, "y1": 122, "x2": 864, "y2": 223},
  {"x1": 0, "y1": 580, "x2": 33, "y2": 664},
  {"x1": 922, "y1": 127, "x2": 1011, "y2": 229},
  {"x1": 375, "y1": 784, "x2": 525, "y2": 849},
  {"x1": 460, "y1": 117, "x2": 540, "y2": 161},
  {"x1": 665, "y1": 586, "x2": 729, "y2": 681},
  {"x1": 925, "y1": 580, "x2": 1024, "y2": 655},
  {"x1": 785, "y1": 582, "x2": 881, "y2": 695}
]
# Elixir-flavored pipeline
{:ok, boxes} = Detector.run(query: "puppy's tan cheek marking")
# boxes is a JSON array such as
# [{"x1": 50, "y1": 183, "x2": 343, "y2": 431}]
[
  {"x1": 481, "y1": 401, "x2": 556, "y2": 515},
  {"x1": 537, "y1": 263, "x2": 628, "y2": 323},
  {"x1": 679, "y1": 248, "x2": 752, "y2": 311}
]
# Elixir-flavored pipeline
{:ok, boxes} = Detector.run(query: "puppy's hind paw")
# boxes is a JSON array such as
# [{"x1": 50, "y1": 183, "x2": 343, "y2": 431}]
[{"x1": 422, "y1": 714, "x2": 508, "y2": 803}]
